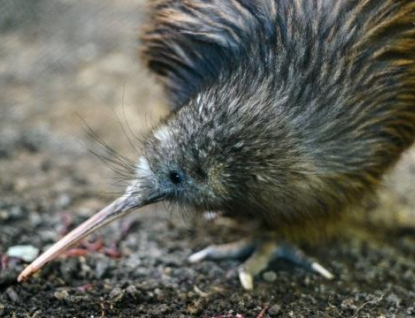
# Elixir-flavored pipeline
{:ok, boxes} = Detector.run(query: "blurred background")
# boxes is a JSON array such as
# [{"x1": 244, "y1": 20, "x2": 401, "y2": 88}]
[
  {"x1": 0, "y1": 1, "x2": 414, "y2": 317},
  {"x1": 0, "y1": 0, "x2": 168, "y2": 212}
]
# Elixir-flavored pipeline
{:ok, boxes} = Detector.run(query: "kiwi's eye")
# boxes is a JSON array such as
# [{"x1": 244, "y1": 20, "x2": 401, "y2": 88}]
[{"x1": 169, "y1": 171, "x2": 183, "y2": 184}]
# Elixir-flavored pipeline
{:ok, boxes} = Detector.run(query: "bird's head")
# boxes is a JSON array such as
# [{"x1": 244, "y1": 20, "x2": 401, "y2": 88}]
[{"x1": 135, "y1": 114, "x2": 233, "y2": 213}]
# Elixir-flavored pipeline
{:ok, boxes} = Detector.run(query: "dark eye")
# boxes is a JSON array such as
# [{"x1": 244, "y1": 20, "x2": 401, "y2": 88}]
[{"x1": 169, "y1": 171, "x2": 182, "y2": 184}]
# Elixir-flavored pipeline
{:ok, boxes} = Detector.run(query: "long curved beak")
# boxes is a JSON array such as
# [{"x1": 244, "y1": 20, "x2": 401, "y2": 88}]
[{"x1": 18, "y1": 192, "x2": 156, "y2": 282}]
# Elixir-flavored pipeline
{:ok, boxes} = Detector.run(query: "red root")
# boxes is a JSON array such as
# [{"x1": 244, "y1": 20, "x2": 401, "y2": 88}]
[
  {"x1": 57, "y1": 216, "x2": 138, "y2": 261},
  {"x1": 1, "y1": 254, "x2": 8, "y2": 271},
  {"x1": 102, "y1": 247, "x2": 122, "y2": 259},
  {"x1": 62, "y1": 248, "x2": 90, "y2": 258},
  {"x1": 256, "y1": 306, "x2": 269, "y2": 318},
  {"x1": 77, "y1": 283, "x2": 94, "y2": 292},
  {"x1": 81, "y1": 238, "x2": 104, "y2": 252}
]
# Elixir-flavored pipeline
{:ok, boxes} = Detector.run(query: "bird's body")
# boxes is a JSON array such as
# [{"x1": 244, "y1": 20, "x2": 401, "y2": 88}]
[
  {"x1": 18, "y1": 0, "x2": 415, "y2": 288},
  {"x1": 141, "y1": 0, "x2": 415, "y2": 230}
]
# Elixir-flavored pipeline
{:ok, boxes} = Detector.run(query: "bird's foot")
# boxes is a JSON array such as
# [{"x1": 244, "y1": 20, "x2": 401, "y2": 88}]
[{"x1": 188, "y1": 238, "x2": 333, "y2": 290}]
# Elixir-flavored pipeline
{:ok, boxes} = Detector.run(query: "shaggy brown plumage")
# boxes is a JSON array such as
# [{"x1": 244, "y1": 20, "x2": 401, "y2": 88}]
[{"x1": 139, "y1": 0, "x2": 415, "y2": 230}]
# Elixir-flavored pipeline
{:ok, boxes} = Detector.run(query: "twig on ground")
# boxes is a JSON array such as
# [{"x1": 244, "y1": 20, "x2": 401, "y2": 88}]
[{"x1": 352, "y1": 295, "x2": 384, "y2": 318}]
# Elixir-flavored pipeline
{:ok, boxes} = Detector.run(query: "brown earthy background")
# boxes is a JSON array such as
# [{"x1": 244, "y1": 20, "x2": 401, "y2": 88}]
[{"x1": 0, "y1": 1, "x2": 414, "y2": 317}]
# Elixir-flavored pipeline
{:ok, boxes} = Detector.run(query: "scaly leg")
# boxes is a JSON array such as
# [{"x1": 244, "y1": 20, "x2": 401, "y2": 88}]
[{"x1": 188, "y1": 237, "x2": 333, "y2": 290}]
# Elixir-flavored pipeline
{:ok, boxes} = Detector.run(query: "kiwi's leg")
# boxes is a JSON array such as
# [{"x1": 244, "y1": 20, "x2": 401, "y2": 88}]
[{"x1": 188, "y1": 237, "x2": 333, "y2": 290}]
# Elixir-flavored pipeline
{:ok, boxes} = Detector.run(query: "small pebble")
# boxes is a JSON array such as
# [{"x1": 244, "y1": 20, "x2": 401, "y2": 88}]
[
  {"x1": 95, "y1": 259, "x2": 109, "y2": 279},
  {"x1": 39, "y1": 230, "x2": 57, "y2": 242},
  {"x1": 80, "y1": 261, "x2": 92, "y2": 278},
  {"x1": 341, "y1": 298, "x2": 358, "y2": 310},
  {"x1": 109, "y1": 287, "x2": 124, "y2": 302},
  {"x1": 386, "y1": 293, "x2": 401, "y2": 307},
  {"x1": 0, "y1": 206, "x2": 24, "y2": 221},
  {"x1": 0, "y1": 141, "x2": 13, "y2": 158},
  {"x1": 126, "y1": 285, "x2": 138, "y2": 296},
  {"x1": 263, "y1": 270, "x2": 277, "y2": 282},
  {"x1": 54, "y1": 289, "x2": 69, "y2": 301},
  {"x1": 7, "y1": 245, "x2": 39, "y2": 262},
  {"x1": 19, "y1": 129, "x2": 46, "y2": 152},
  {"x1": 28, "y1": 212, "x2": 42, "y2": 227},
  {"x1": 55, "y1": 194, "x2": 71, "y2": 208},
  {"x1": 30, "y1": 310, "x2": 42, "y2": 318},
  {"x1": 0, "y1": 210, "x2": 8, "y2": 221},
  {"x1": 70, "y1": 295, "x2": 90, "y2": 303},
  {"x1": 8, "y1": 206, "x2": 24, "y2": 219},
  {"x1": 6, "y1": 287, "x2": 20, "y2": 303},
  {"x1": 304, "y1": 275, "x2": 313, "y2": 286},
  {"x1": 155, "y1": 288, "x2": 165, "y2": 301},
  {"x1": 268, "y1": 304, "x2": 281, "y2": 317}
]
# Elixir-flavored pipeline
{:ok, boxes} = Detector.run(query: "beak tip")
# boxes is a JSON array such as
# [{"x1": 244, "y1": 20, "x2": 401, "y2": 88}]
[
  {"x1": 17, "y1": 270, "x2": 29, "y2": 283},
  {"x1": 17, "y1": 264, "x2": 36, "y2": 282}
]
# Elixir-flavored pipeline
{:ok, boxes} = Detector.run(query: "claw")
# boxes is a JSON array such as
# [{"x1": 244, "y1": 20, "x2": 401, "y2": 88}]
[
  {"x1": 238, "y1": 269, "x2": 254, "y2": 290},
  {"x1": 311, "y1": 262, "x2": 334, "y2": 279},
  {"x1": 189, "y1": 238, "x2": 333, "y2": 290},
  {"x1": 188, "y1": 249, "x2": 210, "y2": 263},
  {"x1": 188, "y1": 240, "x2": 255, "y2": 264}
]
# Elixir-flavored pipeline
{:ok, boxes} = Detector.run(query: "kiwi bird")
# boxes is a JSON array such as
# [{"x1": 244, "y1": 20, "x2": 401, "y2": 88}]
[{"x1": 18, "y1": 0, "x2": 415, "y2": 289}]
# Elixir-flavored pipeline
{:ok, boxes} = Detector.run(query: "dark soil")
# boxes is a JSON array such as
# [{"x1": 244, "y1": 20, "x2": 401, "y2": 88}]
[{"x1": 1, "y1": 1, "x2": 414, "y2": 317}]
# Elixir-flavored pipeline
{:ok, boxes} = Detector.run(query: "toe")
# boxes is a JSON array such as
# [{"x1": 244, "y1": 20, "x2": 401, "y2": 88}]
[
  {"x1": 311, "y1": 262, "x2": 334, "y2": 279},
  {"x1": 238, "y1": 269, "x2": 254, "y2": 290},
  {"x1": 188, "y1": 239, "x2": 256, "y2": 263}
]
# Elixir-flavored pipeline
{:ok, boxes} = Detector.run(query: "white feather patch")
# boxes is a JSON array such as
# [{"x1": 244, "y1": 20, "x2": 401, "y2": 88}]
[{"x1": 154, "y1": 126, "x2": 171, "y2": 143}]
